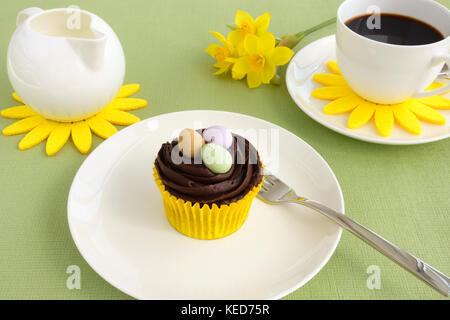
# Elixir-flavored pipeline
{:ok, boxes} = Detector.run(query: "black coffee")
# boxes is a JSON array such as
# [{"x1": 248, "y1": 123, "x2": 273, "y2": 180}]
[{"x1": 345, "y1": 13, "x2": 444, "y2": 45}]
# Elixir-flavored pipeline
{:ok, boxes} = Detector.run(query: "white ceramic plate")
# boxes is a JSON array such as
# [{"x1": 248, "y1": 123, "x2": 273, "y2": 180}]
[
  {"x1": 68, "y1": 110, "x2": 344, "y2": 299},
  {"x1": 286, "y1": 35, "x2": 450, "y2": 145}
]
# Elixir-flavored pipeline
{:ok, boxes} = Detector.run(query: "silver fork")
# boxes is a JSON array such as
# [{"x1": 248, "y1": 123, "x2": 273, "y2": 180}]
[{"x1": 257, "y1": 173, "x2": 450, "y2": 296}]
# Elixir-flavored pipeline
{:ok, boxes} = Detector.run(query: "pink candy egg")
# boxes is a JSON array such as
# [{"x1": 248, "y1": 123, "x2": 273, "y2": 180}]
[{"x1": 203, "y1": 125, "x2": 233, "y2": 149}]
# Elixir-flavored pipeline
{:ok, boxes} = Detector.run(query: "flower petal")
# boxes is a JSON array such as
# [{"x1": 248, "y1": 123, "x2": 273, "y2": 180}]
[
  {"x1": 269, "y1": 46, "x2": 294, "y2": 66},
  {"x1": 87, "y1": 116, "x2": 118, "y2": 139},
  {"x1": 213, "y1": 60, "x2": 230, "y2": 68},
  {"x1": 2, "y1": 115, "x2": 45, "y2": 136},
  {"x1": 313, "y1": 73, "x2": 347, "y2": 86},
  {"x1": 259, "y1": 32, "x2": 275, "y2": 52},
  {"x1": 116, "y1": 84, "x2": 140, "y2": 98},
  {"x1": 260, "y1": 62, "x2": 275, "y2": 84},
  {"x1": 255, "y1": 12, "x2": 270, "y2": 35},
  {"x1": 108, "y1": 98, "x2": 148, "y2": 111},
  {"x1": 237, "y1": 41, "x2": 247, "y2": 56},
  {"x1": 232, "y1": 57, "x2": 250, "y2": 79},
  {"x1": 327, "y1": 61, "x2": 341, "y2": 74},
  {"x1": 12, "y1": 92, "x2": 24, "y2": 104},
  {"x1": 1, "y1": 106, "x2": 37, "y2": 119},
  {"x1": 227, "y1": 29, "x2": 242, "y2": 47},
  {"x1": 46, "y1": 123, "x2": 72, "y2": 156},
  {"x1": 209, "y1": 31, "x2": 232, "y2": 51},
  {"x1": 18, "y1": 120, "x2": 58, "y2": 150},
  {"x1": 71, "y1": 121, "x2": 92, "y2": 154},
  {"x1": 247, "y1": 72, "x2": 263, "y2": 88},
  {"x1": 407, "y1": 100, "x2": 446, "y2": 125},
  {"x1": 392, "y1": 103, "x2": 421, "y2": 135},
  {"x1": 213, "y1": 66, "x2": 230, "y2": 75},
  {"x1": 225, "y1": 57, "x2": 238, "y2": 64},
  {"x1": 323, "y1": 93, "x2": 364, "y2": 114},
  {"x1": 244, "y1": 34, "x2": 259, "y2": 55},
  {"x1": 206, "y1": 44, "x2": 221, "y2": 58},
  {"x1": 98, "y1": 109, "x2": 140, "y2": 126},
  {"x1": 417, "y1": 96, "x2": 450, "y2": 109},
  {"x1": 348, "y1": 101, "x2": 376, "y2": 129},
  {"x1": 374, "y1": 106, "x2": 394, "y2": 137},
  {"x1": 235, "y1": 10, "x2": 254, "y2": 27},
  {"x1": 311, "y1": 86, "x2": 353, "y2": 100}
]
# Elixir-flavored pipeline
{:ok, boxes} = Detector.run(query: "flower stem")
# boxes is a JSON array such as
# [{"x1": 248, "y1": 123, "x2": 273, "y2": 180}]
[
  {"x1": 277, "y1": 17, "x2": 336, "y2": 49},
  {"x1": 295, "y1": 17, "x2": 336, "y2": 39}
]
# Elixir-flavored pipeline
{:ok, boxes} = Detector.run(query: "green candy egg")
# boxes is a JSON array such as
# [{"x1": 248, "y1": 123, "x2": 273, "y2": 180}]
[{"x1": 201, "y1": 143, "x2": 233, "y2": 174}]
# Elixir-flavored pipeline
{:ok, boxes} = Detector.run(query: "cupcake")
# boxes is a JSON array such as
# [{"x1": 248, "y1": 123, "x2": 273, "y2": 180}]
[{"x1": 154, "y1": 125, "x2": 263, "y2": 239}]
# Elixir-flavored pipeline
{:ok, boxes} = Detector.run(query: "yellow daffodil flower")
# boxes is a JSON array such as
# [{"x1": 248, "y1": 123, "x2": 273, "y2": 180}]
[
  {"x1": 228, "y1": 10, "x2": 271, "y2": 55},
  {"x1": 228, "y1": 33, "x2": 294, "y2": 88},
  {"x1": 205, "y1": 10, "x2": 335, "y2": 88},
  {"x1": 205, "y1": 31, "x2": 238, "y2": 75}
]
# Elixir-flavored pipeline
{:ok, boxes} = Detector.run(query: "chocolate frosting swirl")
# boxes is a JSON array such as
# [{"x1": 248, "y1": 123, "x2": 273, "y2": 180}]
[{"x1": 155, "y1": 130, "x2": 263, "y2": 206}]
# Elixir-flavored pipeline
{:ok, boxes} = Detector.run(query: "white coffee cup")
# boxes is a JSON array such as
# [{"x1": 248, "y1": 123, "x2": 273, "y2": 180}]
[{"x1": 336, "y1": 0, "x2": 450, "y2": 104}]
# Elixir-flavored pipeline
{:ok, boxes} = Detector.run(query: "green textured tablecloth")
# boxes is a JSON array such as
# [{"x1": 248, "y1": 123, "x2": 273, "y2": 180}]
[{"x1": 0, "y1": 0, "x2": 449, "y2": 300}]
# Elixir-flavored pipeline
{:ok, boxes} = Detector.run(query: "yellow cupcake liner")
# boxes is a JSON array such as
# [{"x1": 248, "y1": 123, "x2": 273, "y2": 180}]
[{"x1": 153, "y1": 167, "x2": 263, "y2": 240}]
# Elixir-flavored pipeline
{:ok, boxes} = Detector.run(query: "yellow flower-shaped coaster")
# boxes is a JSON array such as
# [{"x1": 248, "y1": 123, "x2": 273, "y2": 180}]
[
  {"x1": 1, "y1": 84, "x2": 147, "y2": 156},
  {"x1": 311, "y1": 61, "x2": 450, "y2": 137}
]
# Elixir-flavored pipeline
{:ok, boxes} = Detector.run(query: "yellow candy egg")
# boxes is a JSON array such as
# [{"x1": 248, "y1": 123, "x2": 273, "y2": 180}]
[{"x1": 178, "y1": 128, "x2": 205, "y2": 158}]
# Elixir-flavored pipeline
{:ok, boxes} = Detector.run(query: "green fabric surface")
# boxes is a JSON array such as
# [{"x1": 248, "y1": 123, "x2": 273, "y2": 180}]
[{"x1": 0, "y1": 0, "x2": 449, "y2": 300}]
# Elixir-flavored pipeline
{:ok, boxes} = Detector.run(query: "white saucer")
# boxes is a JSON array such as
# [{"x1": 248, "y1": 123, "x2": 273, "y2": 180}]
[
  {"x1": 286, "y1": 35, "x2": 450, "y2": 145},
  {"x1": 67, "y1": 110, "x2": 344, "y2": 299}
]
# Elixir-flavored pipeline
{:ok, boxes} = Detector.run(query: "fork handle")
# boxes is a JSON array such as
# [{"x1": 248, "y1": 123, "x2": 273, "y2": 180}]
[{"x1": 300, "y1": 199, "x2": 450, "y2": 296}]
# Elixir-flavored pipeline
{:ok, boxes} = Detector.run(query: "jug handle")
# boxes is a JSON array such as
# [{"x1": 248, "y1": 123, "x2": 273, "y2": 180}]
[{"x1": 16, "y1": 7, "x2": 43, "y2": 27}]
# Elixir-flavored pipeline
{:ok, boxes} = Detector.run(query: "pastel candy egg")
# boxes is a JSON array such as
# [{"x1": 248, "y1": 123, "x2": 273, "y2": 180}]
[
  {"x1": 201, "y1": 143, "x2": 233, "y2": 174},
  {"x1": 178, "y1": 128, "x2": 204, "y2": 158},
  {"x1": 203, "y1": 125, "x2": 233, "y2": 149}
]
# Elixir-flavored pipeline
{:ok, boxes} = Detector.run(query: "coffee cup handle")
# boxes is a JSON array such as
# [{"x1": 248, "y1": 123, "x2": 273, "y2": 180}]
[{"x1": 413, "y1": 54, "x2": 450, "y2": 99}]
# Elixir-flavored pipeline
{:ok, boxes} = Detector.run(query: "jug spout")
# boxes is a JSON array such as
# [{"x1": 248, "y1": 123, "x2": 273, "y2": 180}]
[{"x1": 67, "y1": 31, "x2": 106, "y2": 71}]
